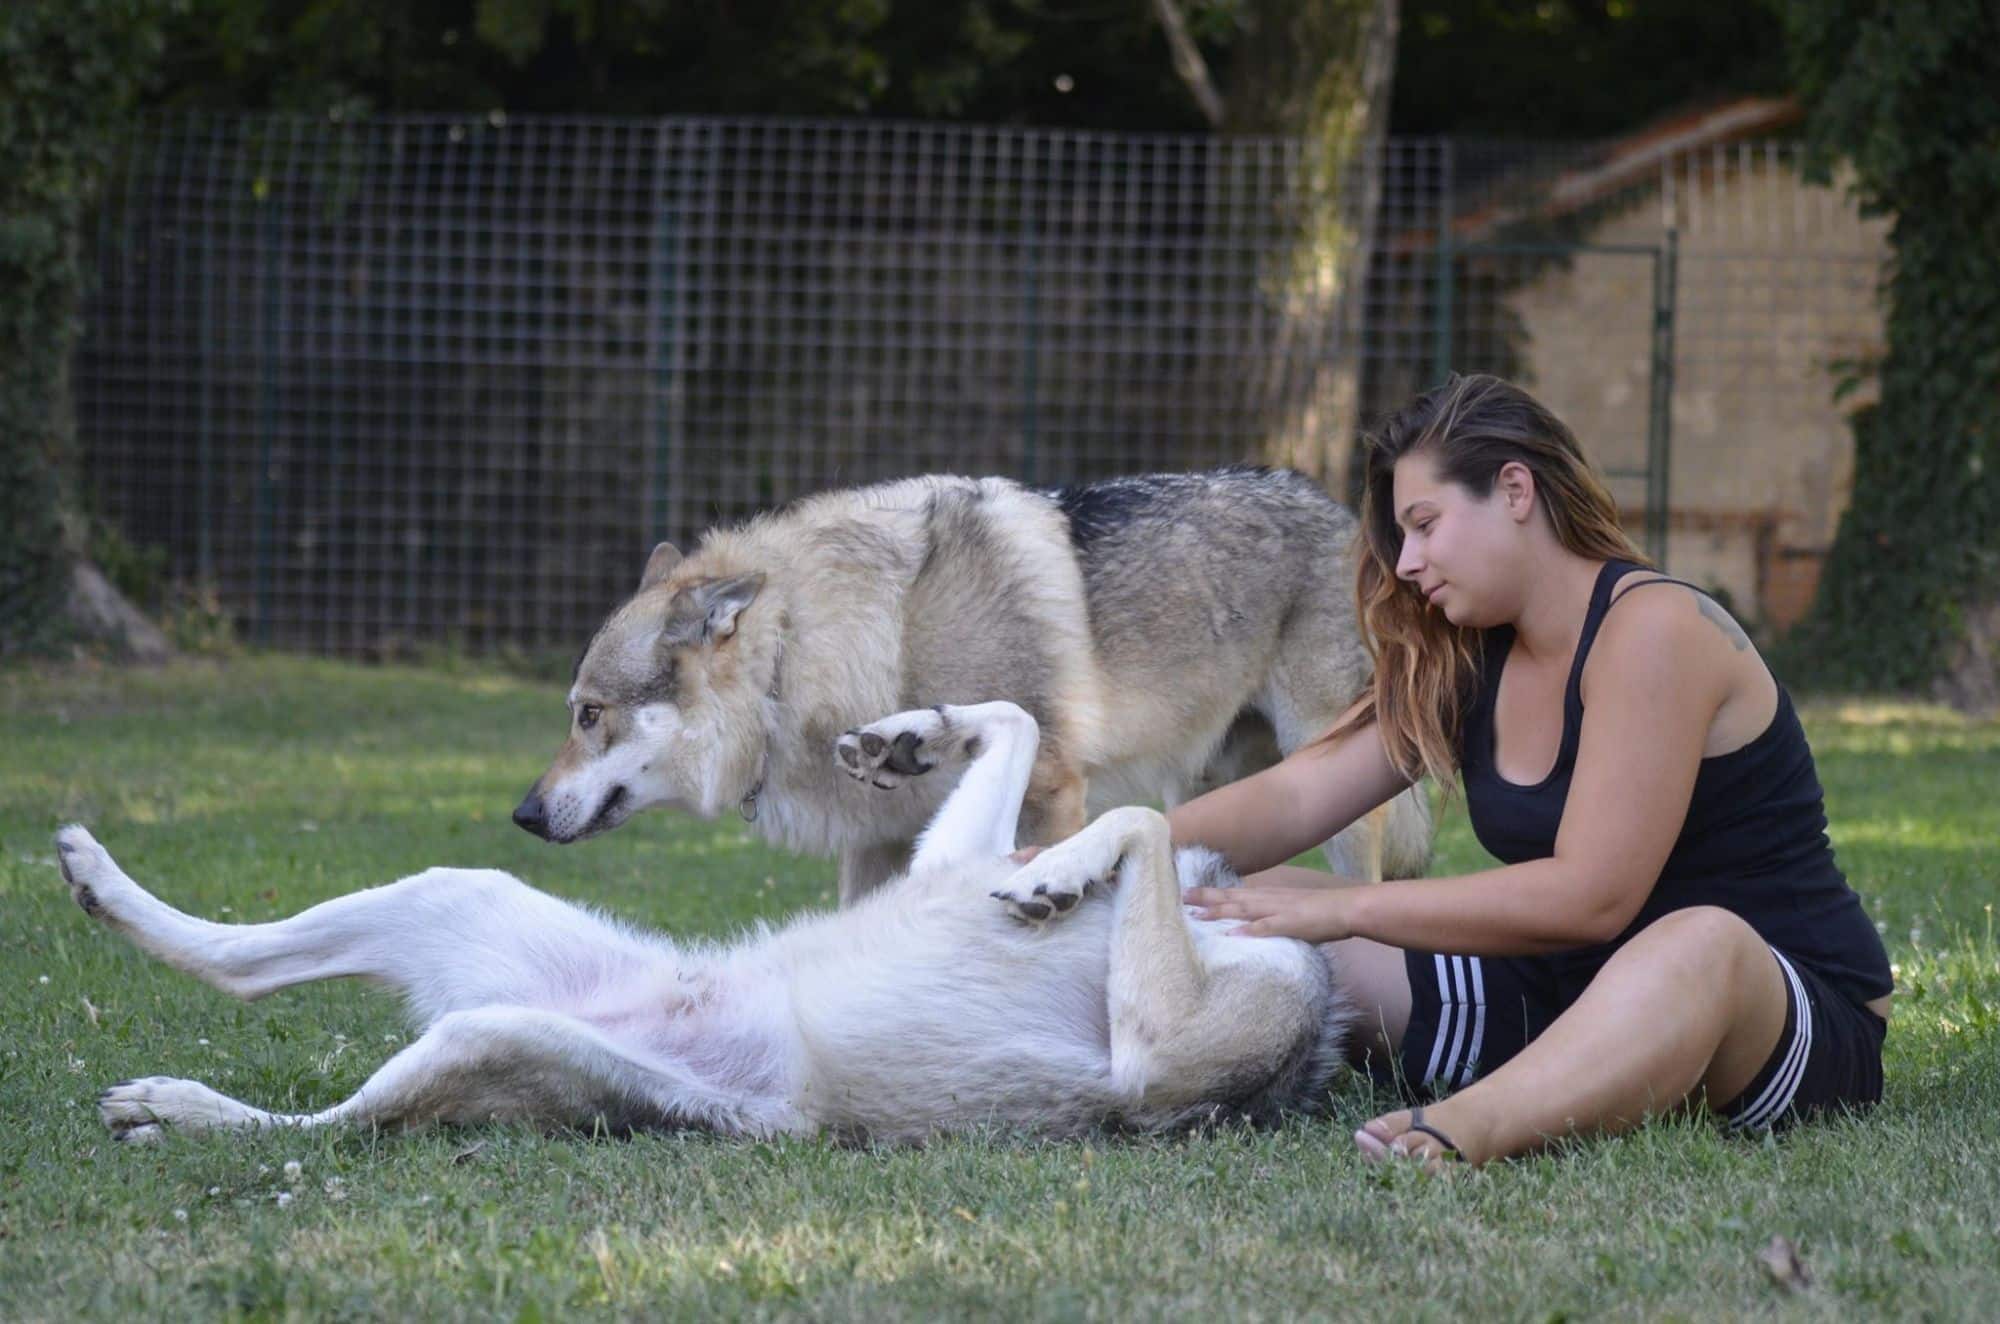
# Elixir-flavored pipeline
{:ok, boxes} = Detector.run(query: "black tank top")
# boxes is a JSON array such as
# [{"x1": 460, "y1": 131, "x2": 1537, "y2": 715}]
[{"x1": 1459, "y1": 559, "x2": 1893, "y2": 1005}]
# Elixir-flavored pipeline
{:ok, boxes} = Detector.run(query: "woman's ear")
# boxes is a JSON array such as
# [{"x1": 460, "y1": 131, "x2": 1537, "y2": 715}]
[{"x1": 1496, "y1": 461, "x2": 1536, "y2": 522}]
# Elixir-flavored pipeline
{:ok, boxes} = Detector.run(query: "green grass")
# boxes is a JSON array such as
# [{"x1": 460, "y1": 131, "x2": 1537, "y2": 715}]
[{"x1": 2, "y1": 657, "x2": 1996, "y2": 1320}]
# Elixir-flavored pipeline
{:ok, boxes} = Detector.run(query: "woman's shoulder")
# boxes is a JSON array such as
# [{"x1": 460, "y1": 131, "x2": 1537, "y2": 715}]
[
  {"x1": 1599, "y1": 570, "x2": 1753, "y2": 655},
  {"x1": 1585, "y1": 568, "x2": 1773, "y2": 722}
]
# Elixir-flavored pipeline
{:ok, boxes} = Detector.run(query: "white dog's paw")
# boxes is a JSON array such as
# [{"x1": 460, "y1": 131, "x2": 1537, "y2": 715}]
[
  {"x1": 98, "y1": 1076, "x2": 266, "y2": 1139},
  {"x1": 54, "y1": 824, "x2": 124, "y2": 923},
  {"x1": 835, "y1": 707, "x2": 960, "y2": 789},
  {"x1": 991, "y1": 848, "x2": 1115, "y2": 928}
]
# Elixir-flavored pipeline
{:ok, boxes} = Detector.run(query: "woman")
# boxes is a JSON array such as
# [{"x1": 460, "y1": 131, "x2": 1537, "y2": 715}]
[{"x1": 1175, "y1": 373, "x2": 1891, "y2": 1167}]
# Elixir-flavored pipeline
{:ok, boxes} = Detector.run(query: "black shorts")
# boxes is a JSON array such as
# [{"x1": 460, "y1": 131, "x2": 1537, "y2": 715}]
[{"x1": 1385, "y1": 943, "x2": 1886, "y2": 1129}]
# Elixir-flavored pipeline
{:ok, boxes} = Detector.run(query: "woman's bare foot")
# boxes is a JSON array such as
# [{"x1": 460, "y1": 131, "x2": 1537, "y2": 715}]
[{"x1": 1354, "y1": 1104, "x2": 1475, "y2": 1171}]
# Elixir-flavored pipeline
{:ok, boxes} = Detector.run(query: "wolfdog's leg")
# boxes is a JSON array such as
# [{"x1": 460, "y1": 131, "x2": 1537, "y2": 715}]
[
  {"x1": 1019, "y1": 758, "x2": 1088, "y2": 846},
  {"x1": 997, "y1": 807, "x2": 1331, "y2": 1112},
  {"x1": 54, "y1": 826, "x2": 663, "y2": 1019},
  {"x1": 1257, "y1": 695, "x2": 1432, "y2": 881},
  {"x1": 1318, "y1": 786, "x2": 1432, "y2": 881},
  {"x1": 837, "y1": 841, "x2": 913, "y2": 906},
  {"x1": 97, "y1": 1007, "x2": 795, "y2": 1143},
  {"x1": 834, "y1": 702, "x2": 1040, "y2": 871}
]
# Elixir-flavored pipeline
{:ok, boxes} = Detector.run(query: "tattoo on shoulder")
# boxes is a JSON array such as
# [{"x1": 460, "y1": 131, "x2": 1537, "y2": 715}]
[{"x1": 1692, "y1": 589, "x2": 1750, "y2": 651}]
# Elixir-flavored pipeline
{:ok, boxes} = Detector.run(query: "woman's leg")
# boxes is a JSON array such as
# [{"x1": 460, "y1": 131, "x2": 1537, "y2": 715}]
[
  {"x1": 1332, "y1": 936, "x2": 1415, "y2": 1069},
  {"x1": 1363, "y1": 905, "x2": 1790, "y2": 1165}
]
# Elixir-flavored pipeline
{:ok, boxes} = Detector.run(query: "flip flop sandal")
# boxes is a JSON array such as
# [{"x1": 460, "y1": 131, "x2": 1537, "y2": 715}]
[{"x1": 1355, "y1": 1106, "x2": 1464, "y2": 1166}]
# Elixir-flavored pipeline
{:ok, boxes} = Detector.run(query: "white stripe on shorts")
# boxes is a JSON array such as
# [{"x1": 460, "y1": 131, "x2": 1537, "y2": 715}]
[
  {"x1": 1456, "y1": 957, "x2": 1488, "y2": 1088},
  {"x1": 1422, "y1": 955, "x2": 1457, "y2": 1086},
  {"x1": 1421, "y1": 956, "x2": 1487, "y2": 1089},
  {"x1": 1731, "y1": 948, "x2": 1815, "y2": 1130}
]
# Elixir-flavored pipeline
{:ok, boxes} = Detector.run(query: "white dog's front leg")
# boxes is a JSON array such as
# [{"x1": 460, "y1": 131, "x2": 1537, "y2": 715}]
[{"x1": 835, "y1": 703, "x2": 1040, "y2": 872}]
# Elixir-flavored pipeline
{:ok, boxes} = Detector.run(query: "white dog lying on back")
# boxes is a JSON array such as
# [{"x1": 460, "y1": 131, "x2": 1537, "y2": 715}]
[{"x1": 61, "y1": 703, "x2": 1353, "y2": 1143}]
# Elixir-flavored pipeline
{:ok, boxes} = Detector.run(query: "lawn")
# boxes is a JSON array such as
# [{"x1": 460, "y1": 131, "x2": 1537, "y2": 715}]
[{"x1": 2, "y1": 656, "x2": 1996, "y2": 1320}]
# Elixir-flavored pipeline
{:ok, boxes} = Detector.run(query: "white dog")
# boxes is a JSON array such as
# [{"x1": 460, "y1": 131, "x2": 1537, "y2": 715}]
[{"x1": 63, "y1": 702, "x2": 1353, "y2": 1143}]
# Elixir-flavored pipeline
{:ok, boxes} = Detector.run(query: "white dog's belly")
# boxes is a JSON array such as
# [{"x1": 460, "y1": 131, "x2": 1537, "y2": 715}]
[{"x1": 782, "y1": 899, "x2": 1124, "y2": 1138}]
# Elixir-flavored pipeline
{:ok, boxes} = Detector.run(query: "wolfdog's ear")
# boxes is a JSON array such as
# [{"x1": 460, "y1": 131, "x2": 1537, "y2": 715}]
[
  {"x1": 662, "y1": 573, "x2": 766, "y2": 647},
  {"x1": 639, "y1": 542, "x2": 683, "y2": 591}
]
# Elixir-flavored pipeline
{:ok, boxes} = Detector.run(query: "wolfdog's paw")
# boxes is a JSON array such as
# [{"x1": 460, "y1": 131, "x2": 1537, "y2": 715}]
[
  {"x1": 54, "y1": 824, "x2": 118, "y2": 921},
  {"x1": 991, "y1": 849, "x2": 1114, "y2": 928},
  {"x1": 99, "y1": 1076, "x2": 261, "y2": 1140},
  {"x1": 835, "y1": 707, "x2": 958, "y2": 790}
]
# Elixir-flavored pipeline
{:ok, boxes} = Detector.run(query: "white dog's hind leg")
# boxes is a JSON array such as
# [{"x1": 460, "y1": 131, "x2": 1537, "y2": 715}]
[
  {"x1": 54, "y1": 826, "x2": 664, "y2": 1020},
  {"x1": 99, "y1": 1007, "x2": 797, "y2": 1142},
  {"x1": 836, "y1": 703, "x2": 1040, "y2": 871},
  {"x1": 1004, "y1": 807, "x2": 1331, "y2": 1116},
  {"x1": 987, "y1": 802, "x2": 1130, "y2": 925}
]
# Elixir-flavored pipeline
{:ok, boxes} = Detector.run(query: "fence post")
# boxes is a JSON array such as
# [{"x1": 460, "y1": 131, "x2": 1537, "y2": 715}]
[
  {"x1": 253, "y1": 160, "x2": 278, "y2": 644},
  {"x1": 1430, "y1": 139, "x2": 1456, "y2": 385},
  {"x1": 648, "y1": 122, "x2": 676, "y2": 549},
  {"x1": 1020, "y1": 139, "x2": 1041, "y2": 486},
  {"x1": 1646, "y1": 227, "x2": 1679, "y2": 567},
  {"x1": 196, "y1": 124, "x2": 216, "y2": 587}
]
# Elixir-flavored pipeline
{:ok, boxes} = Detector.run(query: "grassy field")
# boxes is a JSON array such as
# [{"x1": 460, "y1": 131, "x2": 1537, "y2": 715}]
[{"x1": 1, "y1": 656, "x2": 1996, "y2": 1320}]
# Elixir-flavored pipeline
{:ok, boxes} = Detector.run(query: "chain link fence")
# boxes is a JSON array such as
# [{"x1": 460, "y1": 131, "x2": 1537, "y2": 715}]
[{"x1": 73, "y1": 114, "x2": 1884, "y2": 654}]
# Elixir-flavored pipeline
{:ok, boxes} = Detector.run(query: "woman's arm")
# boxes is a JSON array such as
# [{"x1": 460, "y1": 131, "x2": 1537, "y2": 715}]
[
  {"x1": 1193, "y1": 590, "x2": 1734, "y2": 951},
  {"x1": 1165, "y1": 707, "x2": 1415, "y2": 877}
]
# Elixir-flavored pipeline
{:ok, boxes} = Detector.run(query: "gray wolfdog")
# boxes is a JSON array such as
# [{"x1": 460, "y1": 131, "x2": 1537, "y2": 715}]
[
  {"x1": 513, "y1": 467, "x2": 1432, "y2": 902},
  {"x1": 69, "y1": 701, "x2": 1353, "y2": 1142}
]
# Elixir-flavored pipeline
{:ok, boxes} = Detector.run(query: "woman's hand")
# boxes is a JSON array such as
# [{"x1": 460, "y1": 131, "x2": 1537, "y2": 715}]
[{"x1": 1185, "y1": 882, "x2": 1356, "y2": 942}]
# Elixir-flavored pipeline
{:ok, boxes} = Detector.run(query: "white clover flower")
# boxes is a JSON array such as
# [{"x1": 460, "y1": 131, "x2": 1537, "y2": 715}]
[
  {"x1": 173, "y1": 1208, "x2": 188, "y2": 1223},
  {"x1": 275, "y1": 1192, "x2": 293, "y2": 1208},
  {"x1": 283, "y1": 1160, "x2": 304, "y2": 1182}
]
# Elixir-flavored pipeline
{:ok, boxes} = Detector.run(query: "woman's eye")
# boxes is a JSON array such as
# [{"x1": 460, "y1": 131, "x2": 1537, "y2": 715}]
[{"x1": 578, "y1": 705, "x2": 602, "y2": 730}]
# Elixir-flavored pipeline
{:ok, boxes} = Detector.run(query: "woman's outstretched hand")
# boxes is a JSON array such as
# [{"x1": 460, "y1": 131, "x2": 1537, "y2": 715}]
[{"x1": 1184, "y1": 882, "x2": 1356, "y2": 943}]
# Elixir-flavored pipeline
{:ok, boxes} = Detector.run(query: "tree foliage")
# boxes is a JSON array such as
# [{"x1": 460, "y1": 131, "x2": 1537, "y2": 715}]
[
  {"x1": 1389, "y1": 1, "x2": 1787, "y2": 137},
  {"x1": 150, "y1": 0, "x2": 1212, "y2": 129},
  {"x1": 1776, "y1": 0, "x2": 2000, "y2": 697},
  {"x1": 0, "y1": 0, "x2": 174, "y2": 653}
]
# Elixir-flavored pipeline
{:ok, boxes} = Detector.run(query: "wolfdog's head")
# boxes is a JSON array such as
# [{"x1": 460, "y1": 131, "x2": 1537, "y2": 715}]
[{"x1": 513, "y1": 543, "x2": 775, "y2": 843}]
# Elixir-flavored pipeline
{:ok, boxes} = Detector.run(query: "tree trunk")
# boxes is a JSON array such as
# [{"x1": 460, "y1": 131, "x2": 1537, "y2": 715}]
[{"x1": 1227, "y1": 0, "x2": 1400, "y2": 492}]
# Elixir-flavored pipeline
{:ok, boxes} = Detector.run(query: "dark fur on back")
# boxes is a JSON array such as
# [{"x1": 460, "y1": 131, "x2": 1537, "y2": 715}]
[{"x1": 1048, "y1": 465, "x2": 1323, "y2": 554}]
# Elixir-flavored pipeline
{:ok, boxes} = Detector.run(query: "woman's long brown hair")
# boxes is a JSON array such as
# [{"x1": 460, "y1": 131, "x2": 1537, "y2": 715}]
[{"x1": 1325, "y1": 374, "x2": 1648, "y2": 786}]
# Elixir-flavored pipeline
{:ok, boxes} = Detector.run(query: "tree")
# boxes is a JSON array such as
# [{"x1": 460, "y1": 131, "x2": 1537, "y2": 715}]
[
  {"x1": 1778, "y1": 0, "x2": 2000, "y2": 709},
  {"x1": 0, "y1": 0, "x2": 174, "y2": 657},
  {"x1": 1151, "y1": 0, "x2": 1401, "y2": 484}
]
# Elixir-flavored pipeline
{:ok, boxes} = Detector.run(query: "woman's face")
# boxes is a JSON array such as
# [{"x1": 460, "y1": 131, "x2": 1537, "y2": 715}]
[{"x1": 1390, "y1": 450, "x2": 1529, "y2": 627}]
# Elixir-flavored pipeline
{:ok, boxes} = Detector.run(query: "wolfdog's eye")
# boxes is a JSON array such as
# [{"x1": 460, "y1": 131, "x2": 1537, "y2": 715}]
[{"x1": 578, "y1": 705, "x2": 602, "y2": 730}]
